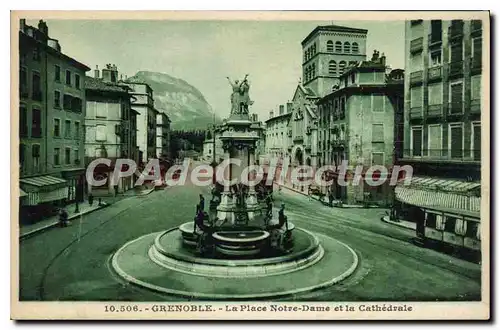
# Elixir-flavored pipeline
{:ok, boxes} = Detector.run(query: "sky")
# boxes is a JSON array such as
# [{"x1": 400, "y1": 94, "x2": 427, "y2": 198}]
[{"x1": 32, "y1": 19, "x2": 405, "y2": 121}]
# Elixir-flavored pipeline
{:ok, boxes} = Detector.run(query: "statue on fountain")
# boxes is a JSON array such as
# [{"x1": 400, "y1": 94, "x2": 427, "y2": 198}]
[{"x1": 227, "y1": 74, "x2": 254, "y2": 115}]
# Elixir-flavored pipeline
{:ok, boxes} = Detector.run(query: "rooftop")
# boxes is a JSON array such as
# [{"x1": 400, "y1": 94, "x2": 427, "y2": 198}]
[
  {"x1": 302, "y1": 24, "x2": 368, "y2": 45},
  {"x1": 85, "y1": 76, "x2": 130, "y2": 93}
]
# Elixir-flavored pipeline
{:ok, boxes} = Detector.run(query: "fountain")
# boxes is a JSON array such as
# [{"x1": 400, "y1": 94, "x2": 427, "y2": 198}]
[{"x1": 110, "y1": 75, "x2": 359, "y2": 299}]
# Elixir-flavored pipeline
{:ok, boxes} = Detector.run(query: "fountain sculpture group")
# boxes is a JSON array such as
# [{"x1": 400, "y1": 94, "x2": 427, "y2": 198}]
[{"x1": 110, "y1": 75, "x2": 358, "y2": 299}]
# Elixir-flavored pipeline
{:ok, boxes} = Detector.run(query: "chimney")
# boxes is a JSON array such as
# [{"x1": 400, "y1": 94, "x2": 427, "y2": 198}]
[
  {"x1": 252, "y1": 113, "x2": 258, "y2": 122},
  {"x1": 371, "y1": 49, "x2": 379, "y2": 62},
  {"x1": 102, "y1": 64, "x2": 118, "y2": 83},
  {"x1": 380, "y1": 52, "x2": 386, "y2": 66},
  {"x1": 94, "y1": 65, "x2": 100, "y2": 79},
  {"x1": 38, "y1": 20, "x2": 48, "y2": 36},
  {"x1": 19, "y1": 19, "x2": 26, "y2": 32},
  {"x1": 270, "y1": 110, "x2": 274, "y2": 118},
  {"x1": 279, "y1": 104, "x2": 284, "y2": 115},
  {"x1": 286, "y1": 102, "x2": 293, "y2": 113}
]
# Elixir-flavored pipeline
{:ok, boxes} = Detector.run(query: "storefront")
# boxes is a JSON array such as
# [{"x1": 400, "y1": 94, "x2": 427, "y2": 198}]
[{"x1": 19, "y1": 175, "x2": 69, "y2": 223}]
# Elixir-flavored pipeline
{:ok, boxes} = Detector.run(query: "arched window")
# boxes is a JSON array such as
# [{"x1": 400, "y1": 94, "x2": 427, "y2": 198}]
[
  {"x1": 329, "y1": 60, "x2": 337, "y2": 75},
  {"x1": 344, "y1": 42, "x2": 351, "y2": 53},
  {"x1": 339, "y1": 61, "x2": 347, "y2": 75},
  {"x1": 304, "y1": 51, "x2": 307, "y2": 62},
  {"x1": 335, "y1": 41, "x2": 342, "y2": 52},
  {"x1": 312, "y1": 63, "x2": 316, "y2": 78},
  {"x1": 327, "y1": 40, "x2": 334, "y2": 52},
  {"x1": 312, "y1": 43, "x2": 316, "y2": 54},
  {"x1": 352, "y1": 42, "x2": 359, "y2": 53}
]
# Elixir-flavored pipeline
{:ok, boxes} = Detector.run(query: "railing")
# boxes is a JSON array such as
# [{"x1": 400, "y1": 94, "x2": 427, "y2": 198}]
[
  {"x1": 32, "y1": 90, "x2": 42, "y2": 101},
  {"x1": 448, "y1": 20, "x2": 464, "y2": 40},
  {"x1": 403, "y1": 148, "x2": 481, "y2": 162},
  {"x1": 427, "y1": 66, "x2": 442, "y2": 81},
  {"x1": 448, "y1": 101, "x2": 464, "y2": 115},
  {"x1": 428, "y1": 33, "x2": 442, "y2": 47},
  {"x1": 427, "y1": 104, "x2": 443, "y2": 118},
  {"x1": 410, "y1": 37, "x2": 424, "y2": 53},
  {"x1": 410, "y1": 106, "x2": 423, "y2": 119},
  {"x1": 293, "y1": 135, "x2": 304, "y2": 142},
  {"x1": 410, "y1": 70, "x2": 423, "y2": 85},
  {"x1": 471, "y1": 56, "x2": 482, "y2": 75},
  {"x1": 20, "y1": 86, "x2": 29, "y2": 98},
  {"x1": 471, "y1": 20, "x2": 482, "y2": 35},
  {"x1": 470, "y1": 99, "x2": 481, "y2": 114},
  {"x1": 448, "y1": 61, "x2": 464, "y2": 78}
]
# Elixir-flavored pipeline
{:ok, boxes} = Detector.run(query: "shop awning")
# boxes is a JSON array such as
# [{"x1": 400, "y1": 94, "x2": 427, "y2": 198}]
[
  {"x1": 395, "y1": 176, "x2": 481, "y2": 214},
  {"x1": 20, "y1": 175, "x2": 69, "y2": 205},
  {"x1": 20, "y1": 175, "x2": 68, "y2": 192}
]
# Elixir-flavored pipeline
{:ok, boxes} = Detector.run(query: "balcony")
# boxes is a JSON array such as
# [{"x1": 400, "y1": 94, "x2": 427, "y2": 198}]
[
  {"x1": 471, "y1": 56, "x2": 482, "y2": 75},
  {"x1": 402, "y1": 148, "x2": 480, "y2": 163},
  {"x1": 409, "y1": 107, "x2": 423, "y2": 119},
  {"x1": 427, "y1": 66, "x2": 442, "y2": 82},
  {"x1": 448, "y1": 20, "x2": 464, "y2": 40},
  {"x1": 293, "y1": 135, "x2": 304, "y2": 143},
  {"x1": 470, "y1": 99, "x2": 481, "y2": 114},
  {"x1": 427, "y1": 104, "x2": 443, "y2": 118},
  {"x1": 471, "y1": 20, "x2": 482, "y2": 37},
  {"x1": 332, "y1": 139, "x2": 346, "y2": 148},
  {"x1": 409, "y1": 71, "x2": 423, "y2": 86},
  {"x1": 410, "y1": 37, "x2": 423, "y2": 54},
  {"x1": 448, "y1": 61, "x2": 464, "y2": 78},
  {"x1": 32, "y1": 90, "x2": 43, "y2": 101},
  {"x1": 448, "y1": 101, "x2": 464, "y2": 115},
  {"x1": 20, "y1": 86, "x2": 29, "y2": 98},
  {"x1": 428, "y1": 34, "x2": 442, "y2": 48}
]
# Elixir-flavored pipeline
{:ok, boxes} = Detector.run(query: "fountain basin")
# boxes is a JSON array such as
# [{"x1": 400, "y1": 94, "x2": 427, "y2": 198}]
[{"x1": 212, "y1": 230, "x2": 270, "y2": 257}]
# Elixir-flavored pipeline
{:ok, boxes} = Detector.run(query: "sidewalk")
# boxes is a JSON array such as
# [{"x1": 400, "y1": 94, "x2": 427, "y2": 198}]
[
  {"x1": 380, "y1": 215, "x2": 417, "y2": 230},
  {"x1": 275, "y1": 182, "x2": 382, "y2": 209},
  {"x1": 19, "y1": 200, "x2": 110, "y2": 239}
]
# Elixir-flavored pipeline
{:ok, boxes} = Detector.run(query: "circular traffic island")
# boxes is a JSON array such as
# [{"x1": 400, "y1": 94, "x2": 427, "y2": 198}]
[{"x1": 111, "y1": 223, "x2": 358, "y2": 300}]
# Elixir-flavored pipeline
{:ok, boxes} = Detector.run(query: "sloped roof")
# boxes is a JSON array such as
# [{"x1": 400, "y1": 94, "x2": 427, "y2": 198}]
[
  {"x1": 297, "y1": 84, "x2": 319, "y2": 99},
  {"x1": 85, "y1": 76, "x2": 130, "y2": 93},
  {"x1": 302, "y1": 24, "x2": 368, "y2": 45},
  {"x1": 305, "y1": 104, "x2": 317, "y2": 119}
]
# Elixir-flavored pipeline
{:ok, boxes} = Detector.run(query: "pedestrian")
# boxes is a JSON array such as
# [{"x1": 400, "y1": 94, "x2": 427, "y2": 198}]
[
  {"x1": 328, "y1": 191, "x2": 334, "y2": 207},
  {"x1": 58, "y1": 208, "x2": 69, "y2": 227},
  {"x1": 88, "y1": 194, "x2": 94, "y2": 206},
  {"x1": 199, "y1": 194, "x2": 205, "y2": 212}
]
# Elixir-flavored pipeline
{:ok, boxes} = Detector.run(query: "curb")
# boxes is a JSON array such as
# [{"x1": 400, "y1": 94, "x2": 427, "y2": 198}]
[
  {"x1": 275, "y1": 183, "x2": 385, "y2": 209},
  {"x1": 111, "y1": 231, "x2": 359, "y2": 300},
  {"x1": 380, "y1": 215, "x2": 416, "y2": 230},
  {"x1": 19, "y1": 204, "x2": 110, "y2": 240}
]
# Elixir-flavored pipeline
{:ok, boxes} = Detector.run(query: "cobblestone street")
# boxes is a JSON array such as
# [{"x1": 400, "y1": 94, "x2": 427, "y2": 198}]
[{"x1": 19, "y1": 182, "x2": 481, "y2": 301}]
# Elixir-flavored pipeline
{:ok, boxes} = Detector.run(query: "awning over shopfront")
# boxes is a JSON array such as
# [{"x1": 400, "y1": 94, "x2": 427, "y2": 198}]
[
  {"x1": 395, "y1": 176, "x2": 481, "y2": 214},
  {"x1": 20, "y1": 175, "x2": 69, "y2": 206}
]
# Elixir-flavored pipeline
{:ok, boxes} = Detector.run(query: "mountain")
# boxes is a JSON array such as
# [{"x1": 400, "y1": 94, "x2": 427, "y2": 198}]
[{"x1": 126, "y1": 71, "x2": 220, "y2": 130}]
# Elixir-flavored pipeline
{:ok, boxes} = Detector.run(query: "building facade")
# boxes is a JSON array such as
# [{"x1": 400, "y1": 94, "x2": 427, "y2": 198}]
[
  {"x1": 301, "y1": 24, "x2": 368, "y2": 98},
  {"x1": 122, "y1": 78, "x2": 159, "y2": 165},
  {"x1": 19, "y1": 19, "x2": 90, "y2": 222},
  {"x1": 316, "y1": 51, "x2": 404, "y2": 205},
  {"x1": 289, "y1": 86, "x2": 319, "y2": 169},
  {"x1": 85, "y1": 65, "x2": 137, "y2": 195},
  {"x1": 264, "y1": 107, "x2": 292, "y2": 163},
  {"x1": 395, "y1": 19, "x2": 483, "y2": 223},
  {"x1": 156, "y1": 112, "x2": 171, "y2": 160}
]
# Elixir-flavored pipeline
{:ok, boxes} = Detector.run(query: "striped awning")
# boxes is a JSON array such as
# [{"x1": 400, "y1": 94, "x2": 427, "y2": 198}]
[
  {"x1": 396, "y1": 175, "x2": 481, "y2": 215},
  {"x1": 20, "y1": 175, "x2": 68, "y2": 192},
  {"x1": 395, "y1": 186, "x2": 481, "y2": 213},
  {"x1": 400, "y1": 176, "x2": 481, "y2": 194}
]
